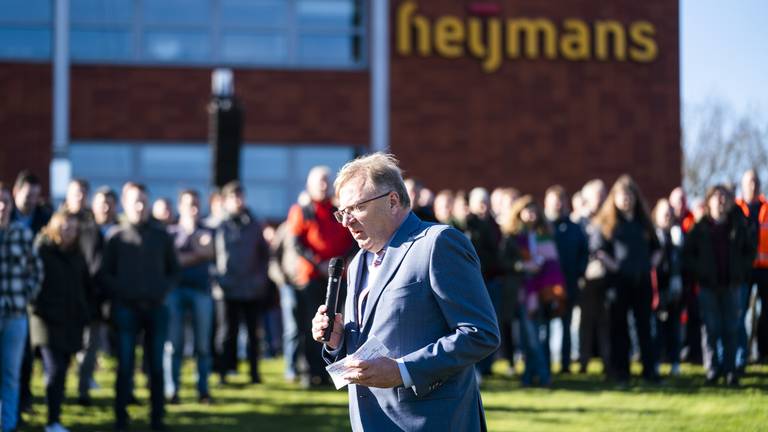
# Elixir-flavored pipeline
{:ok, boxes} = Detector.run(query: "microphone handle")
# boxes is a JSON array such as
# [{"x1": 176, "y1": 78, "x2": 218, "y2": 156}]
[{"x1": 322, "y1": 275, "x2": 341, "y2": 342}]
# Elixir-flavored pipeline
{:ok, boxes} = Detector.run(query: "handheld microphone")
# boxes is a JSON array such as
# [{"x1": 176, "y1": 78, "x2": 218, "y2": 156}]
[{"x1": 322, "y1": 257, "x2": 345, "y2": 342}]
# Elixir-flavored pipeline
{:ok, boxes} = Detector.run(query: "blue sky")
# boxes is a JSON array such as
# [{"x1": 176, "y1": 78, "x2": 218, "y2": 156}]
[{"x1": 681, "y1": 0, "x2": 768, "y2": 114}]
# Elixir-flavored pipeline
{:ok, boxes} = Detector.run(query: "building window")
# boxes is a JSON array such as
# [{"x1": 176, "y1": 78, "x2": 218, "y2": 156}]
[
  {"x1": 298, "y1": 33, "x2": 363, "y2": 64},
  {"x1": 142, "y1": 0, "x2": 211, "y2": 26},
  {"x1": 71, "y1": 29, "x2": 132, "y2": 60},
  {"x1": 220, "y1": 0, "x2": 288, "y2": 28},
  {"x1": 296, "y1": 0, "x2": 360, "y2": 28},
  {"x1": 3, "y1": 0, "x2": 52, "y2": 21},
  {"x1": 143, "y1": 30, "x2": 211, "y2": 62},
  {"x1": 0, "y1": 28, "x2": 51, "y2": 59},
  {"x1": 70, "y1": 142, "x2": 356, "y2": 220},
  {"x1": 71, "y1": 0, "x2": 133, "y2": 24},
  {"x1": 0, "y1": 0, "x2": 52, "y2": 60},
  {"x1": 220, "y1": 32, "x2": 288, "y2": 64},
  {"x1": 0, "y1": 0, "x2": 367, "y2": 68}
]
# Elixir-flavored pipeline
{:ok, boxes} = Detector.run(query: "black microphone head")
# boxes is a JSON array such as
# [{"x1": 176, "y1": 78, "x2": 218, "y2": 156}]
[{"x1": 328, "y1": 257, "x2": 345, "y2": 278}]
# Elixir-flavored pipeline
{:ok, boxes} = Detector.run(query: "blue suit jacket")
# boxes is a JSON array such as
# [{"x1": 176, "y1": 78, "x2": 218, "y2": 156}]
[{"x1": 324, "y1": 212, "x2": 500, "y2": 431}]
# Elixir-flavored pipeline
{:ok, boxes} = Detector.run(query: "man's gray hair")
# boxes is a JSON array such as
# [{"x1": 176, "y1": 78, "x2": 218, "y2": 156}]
[
  {"x1": 306, "y1": 165, "x2": 331, "y2": 186},
  {"x1": 469, "y1": 187, "x2": 489, "y2": 207},
  {"x1": 582, "y1": 179, "x2": 605, "y2": 196},
  {"x1": 334, "y1": 153, "x2": 411, "y2": 208}
]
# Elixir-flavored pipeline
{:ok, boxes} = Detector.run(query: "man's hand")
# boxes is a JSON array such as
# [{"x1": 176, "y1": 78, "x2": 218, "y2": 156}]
[
  {"x1": 342, "y1": 357, "x2": 403, "y2": 388},
  {"x1": 311, "y1": 305, "x2": 343, "y2": 349}
]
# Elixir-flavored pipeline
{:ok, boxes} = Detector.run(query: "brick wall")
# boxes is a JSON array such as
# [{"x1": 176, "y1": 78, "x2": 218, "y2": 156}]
[
  {"x1": 69, "y1": 66, "x2": 370, "y2": 145},
  {"x1": 390, "y1": 0, "x2": 681, "y2": 201},
  {"x1": 0, "y1": 63, "x2": 52, "y2": 191}
]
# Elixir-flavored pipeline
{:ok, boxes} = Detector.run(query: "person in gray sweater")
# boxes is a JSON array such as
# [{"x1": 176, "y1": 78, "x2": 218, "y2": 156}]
[{"x1": 99, "y1": 182, "x2": 179, "y2": 432}]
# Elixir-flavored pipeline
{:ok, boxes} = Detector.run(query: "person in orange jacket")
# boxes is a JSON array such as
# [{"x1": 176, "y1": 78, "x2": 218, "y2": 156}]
[
  {"x1": 735, "y1": 169, "x2": 768, "y2": 363},
  {"x1": 287, "y1": 166, "x2": 356, "y2": 387}
]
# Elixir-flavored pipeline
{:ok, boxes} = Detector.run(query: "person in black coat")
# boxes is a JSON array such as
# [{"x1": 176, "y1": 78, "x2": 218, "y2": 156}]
[
  {"x1": 30, "y1": 211, "x2": 90, "y2": 432},
  {"x1": 684, "y1": 185, "x2": 754, "y2": 386},
  {"x1": 100, "y1": 182, "x2": 179, "y2": 432},
  {"x1": 591, "y1": 175, "x2": 661, "y2": 384},
  {"x1": 464, "y1": 187, "x2": 503, "y2": 376}
]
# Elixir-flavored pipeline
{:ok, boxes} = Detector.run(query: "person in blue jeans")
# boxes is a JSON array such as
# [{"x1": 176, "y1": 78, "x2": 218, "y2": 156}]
[
  {"x1": 0, "y1": 182, "x2": 43, "y2": 432},
  {"x1": 544, "y1": 185, "x2": 589, "y2": 374},
  {"x1": 266, "y1": 220, "x2": 301, "y2": 382},
  {"x1": 684, "y1": 185, "x2": 754, "y2": 386},
  {"x1": 99, "y1": 182, "x2": 179, "y2": 431},
  {"x1": 166, "y1": 189, "x2": 215, "y2": 404}
]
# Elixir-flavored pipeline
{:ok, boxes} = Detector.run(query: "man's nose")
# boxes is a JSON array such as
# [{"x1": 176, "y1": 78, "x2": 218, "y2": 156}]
[{"x1": 341, "y1": 213, "x2": 355, "y2": 227}]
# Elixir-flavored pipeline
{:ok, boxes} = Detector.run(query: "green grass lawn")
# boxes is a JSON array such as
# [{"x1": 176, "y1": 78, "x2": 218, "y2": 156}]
[{"x1": 24, "y1": 358, "x2": 768, "y2": 432}]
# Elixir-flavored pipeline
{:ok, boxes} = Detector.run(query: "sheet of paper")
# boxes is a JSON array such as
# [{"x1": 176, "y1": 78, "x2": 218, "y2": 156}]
[{"x1": 326, "y1": 335, "x2": 391, "y2": 390}]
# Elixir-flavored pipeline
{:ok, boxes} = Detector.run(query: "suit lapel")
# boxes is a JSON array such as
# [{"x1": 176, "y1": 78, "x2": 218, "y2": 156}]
[{"x1": 360, "y1": 212, "x2": 422, "y2": 331}]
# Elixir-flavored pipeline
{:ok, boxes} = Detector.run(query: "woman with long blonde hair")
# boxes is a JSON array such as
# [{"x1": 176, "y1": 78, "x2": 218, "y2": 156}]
[
  {"x1": 590, "y1": 175, "x2": 660, "y2": 385},
  {"x1": 31, "y1": 211, "x2": 91, "y2": 432}
]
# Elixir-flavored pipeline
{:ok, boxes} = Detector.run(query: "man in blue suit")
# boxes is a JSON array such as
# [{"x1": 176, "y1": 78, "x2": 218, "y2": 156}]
[{"x1": 312, "y1": 153, "x2": 499, "y2": 431}]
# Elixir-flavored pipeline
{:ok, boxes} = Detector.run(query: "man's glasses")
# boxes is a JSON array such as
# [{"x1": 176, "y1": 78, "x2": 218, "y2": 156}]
[{"x1": 333, "y1": 191, "x2": 392, "y2": 223}]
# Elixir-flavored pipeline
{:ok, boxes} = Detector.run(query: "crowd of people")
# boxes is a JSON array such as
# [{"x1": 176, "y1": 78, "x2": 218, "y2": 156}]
[
  {"x1": 409, "y1": 170, "x2": 766, "y2": 390},
  {"x1": 0, "y1": 163, "x2": 766, "y2": 431}
]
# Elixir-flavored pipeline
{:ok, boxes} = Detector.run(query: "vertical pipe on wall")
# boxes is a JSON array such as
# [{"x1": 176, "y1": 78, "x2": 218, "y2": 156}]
[
  {"x1": 52, "y1": 0, "x2": 71, "y2": 199},
  {"x1": 370, "y1": 0, "x2": 390, "y2": 153}
]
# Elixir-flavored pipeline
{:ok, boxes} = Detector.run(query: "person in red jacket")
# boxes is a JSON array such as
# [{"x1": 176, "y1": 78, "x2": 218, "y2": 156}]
[
  {"x1": 735, "y1": 169, "x2": 768, "y2": 363},
  {"x1": 287, "y1": 166, "x2": 355, "y2": 387}
]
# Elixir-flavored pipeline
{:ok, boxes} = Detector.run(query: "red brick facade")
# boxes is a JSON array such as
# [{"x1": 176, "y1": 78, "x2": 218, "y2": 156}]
[
  {"x1": 0, "y1": 0, "x2": 679, "y2": 201},
  {"x1": 390, "y1": 0, "x2": 680, "y2": 200},
  {"x1": 69, "y1": 66, "x2": 370, "y2": 144},
  {"x1": 0, "y1": 63, "x2": 53, "y2": 189}
]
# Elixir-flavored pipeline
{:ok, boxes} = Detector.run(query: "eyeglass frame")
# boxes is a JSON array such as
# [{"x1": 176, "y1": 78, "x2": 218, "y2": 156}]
[{"x1": 333, "y1": 191, "x2": 393, "y2": 223}]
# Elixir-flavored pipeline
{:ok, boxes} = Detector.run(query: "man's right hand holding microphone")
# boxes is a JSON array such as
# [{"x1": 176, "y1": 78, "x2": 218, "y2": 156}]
[{"x1": 312, "y1": 305, "x2": 344, "y2": 349}]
